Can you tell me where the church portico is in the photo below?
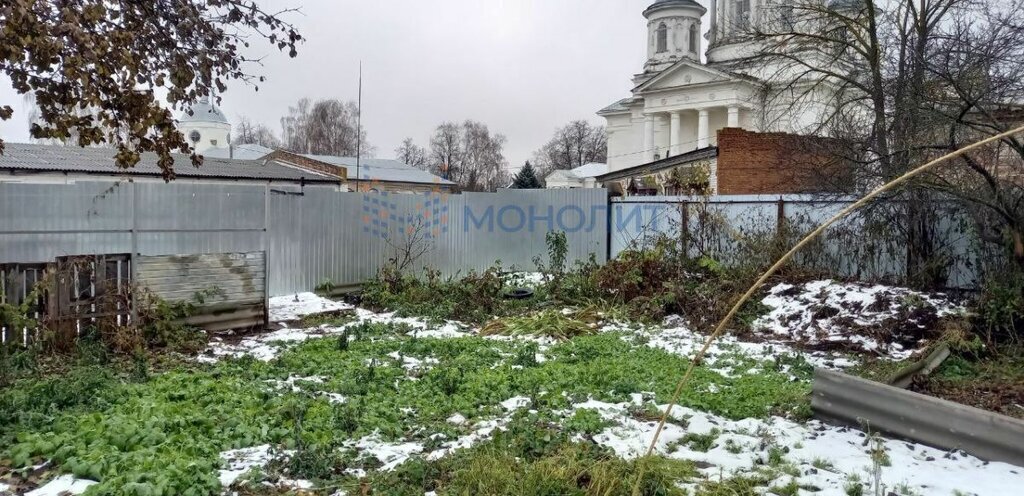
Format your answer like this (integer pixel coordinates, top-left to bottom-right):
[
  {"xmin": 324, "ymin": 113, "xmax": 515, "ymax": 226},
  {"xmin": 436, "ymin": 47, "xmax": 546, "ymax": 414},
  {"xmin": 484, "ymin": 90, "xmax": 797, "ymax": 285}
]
[{"xmin": 638, "ymin": 101, "xmax": 754, "ymax": 163}]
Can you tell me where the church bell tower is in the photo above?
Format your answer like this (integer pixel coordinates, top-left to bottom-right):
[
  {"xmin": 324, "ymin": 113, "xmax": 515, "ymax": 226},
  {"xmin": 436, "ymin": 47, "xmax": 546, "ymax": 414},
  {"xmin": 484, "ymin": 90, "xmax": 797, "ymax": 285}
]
[{"xmin": 642, "ymin": 0, "xmax": 708, "ymax": 74}]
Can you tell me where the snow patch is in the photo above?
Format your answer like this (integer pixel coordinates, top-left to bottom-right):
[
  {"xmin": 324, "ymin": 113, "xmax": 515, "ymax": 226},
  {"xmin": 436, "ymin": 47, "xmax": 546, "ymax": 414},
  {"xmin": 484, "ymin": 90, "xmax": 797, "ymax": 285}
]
[
  {"xmin": 342, "ymin": 432, "xmax": 425, "ymax": 472},
  {"xmin": 269, "ymin": 292, "xmax": 352, "ymax": 322},
  {"xmin": 24, "ymin": 475, "xmax": 97, "ymax": 496},
  {"xmin": 219, "ymin": 445, "xmax": 276, "ymax": 487},
  {"xmin": 500, "ymin": 396, "xmax": 532, "ymax": 411},
  {"xmin": 503, "ymin": 272, "xmax": 549, "ymax": 288},
  {"xmin": 605, "ymin": 320, "xmax": 856, "ymax": 374},
  {"xmin": 754, "ymin": 280, "xmax": 962, "ymax": 359}
]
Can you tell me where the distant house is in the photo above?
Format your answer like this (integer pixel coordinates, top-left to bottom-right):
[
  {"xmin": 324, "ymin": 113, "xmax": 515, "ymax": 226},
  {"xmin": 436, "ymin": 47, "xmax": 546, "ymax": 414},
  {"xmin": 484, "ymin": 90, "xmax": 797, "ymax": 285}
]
[
  {"xmin": 0, "ymin": 142, "xmax": 342, "ymax": 188},
  {"xmin": 178, "ymin": 100, "xmax": 453, "ymax": 194},
  {"xmin": 544, "ymin": 163, "xmax": 608, "ymax": 189}
]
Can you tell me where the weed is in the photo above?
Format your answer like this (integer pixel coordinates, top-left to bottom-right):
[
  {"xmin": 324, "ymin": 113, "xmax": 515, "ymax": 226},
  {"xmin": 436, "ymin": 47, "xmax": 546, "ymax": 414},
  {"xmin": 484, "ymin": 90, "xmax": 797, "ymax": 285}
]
[
  {"xmin": 443, "ymin": 441, "xmax": 695, "ymax": 496},
  {"xmin": 315, "ymin": 279, "xmax": 336, "ymax": 295},
  {"xmin": 300, "ymin": 310, "xmax": 356, "ymax": 328},
  {"xmin": 724, "ymin": 438, "xmax": 743, "ymax": 454},
  {"xmin": 767, "ymin": 444, "xmax": 788, "ymax": 466},
  {"xmin": 480, "ymin": 309, "xmax": 596, "ymax": 340},
  {"xmin": 845, "ymin": 474, "xmax": 866, "ymax": 496},
  {"xmin": 682, "ymin": 429, "xmax": 720, "ymax": 452},
  {"xmin": 362, "ymin": 266, "xmax": 510, "ymax": 323},
  {"xmin": 770, "ymin": 479, "xmax": 801, "ymax": 496},
  {"xmin": 564, "ymin": 408, "xmax": 612, "ymax": 436},
  {"xmin": 811, "ymin": 457, "xmax": 835, "ymax": 471}
]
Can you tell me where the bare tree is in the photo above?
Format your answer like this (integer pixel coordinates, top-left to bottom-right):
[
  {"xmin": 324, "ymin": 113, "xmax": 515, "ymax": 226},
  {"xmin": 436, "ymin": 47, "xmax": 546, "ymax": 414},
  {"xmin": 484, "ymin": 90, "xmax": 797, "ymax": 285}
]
[
  {"xmin": 428, "ymin": 120, "xmax": 509, "ymax": 191},
  {"xmin": 279, "ymin": 98, "xmax": 373, "ymax": 157},
  {"xmin": 395, "ymin": 137, "xmax": 428, "ymax": 169},
  {"xmin": 734, "ymin": 0, "xmax": 1024, "ymax": 285},
  {"xmin": 531, "ymin": 120, "xmax": 608, "ymax": 176},
  {"xmin": 233, "ymin": 116, "xmax": 281, "ymax": 148}
]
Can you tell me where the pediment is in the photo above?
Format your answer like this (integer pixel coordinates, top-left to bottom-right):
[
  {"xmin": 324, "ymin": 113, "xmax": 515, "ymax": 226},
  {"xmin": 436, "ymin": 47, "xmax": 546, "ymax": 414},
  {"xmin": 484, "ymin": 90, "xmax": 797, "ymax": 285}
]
[{"xmin": 634, "ymin": 60, "xmax": 746, "ymax": 94}]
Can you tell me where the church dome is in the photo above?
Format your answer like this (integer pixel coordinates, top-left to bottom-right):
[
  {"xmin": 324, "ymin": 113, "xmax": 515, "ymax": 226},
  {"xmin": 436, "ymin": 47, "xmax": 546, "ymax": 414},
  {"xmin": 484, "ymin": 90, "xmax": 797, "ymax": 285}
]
[
  {"xmin": 179, "ymin": 98, "xmax": 228, "ymax": 125},
  {"xmin": 643, "ymin": 0, "xmax": 706, "ymax": 17}
]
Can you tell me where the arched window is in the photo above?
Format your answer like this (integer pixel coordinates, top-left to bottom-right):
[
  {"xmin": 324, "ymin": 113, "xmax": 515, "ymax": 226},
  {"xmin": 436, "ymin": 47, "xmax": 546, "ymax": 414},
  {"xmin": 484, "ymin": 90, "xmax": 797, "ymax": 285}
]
[
  {"xmin": 656, "ymin": 23, "xmax": 668, "ymax": 53},
  {"xmin": 689, "ymin": 24, "xmax": 699, "ymax": 53}
]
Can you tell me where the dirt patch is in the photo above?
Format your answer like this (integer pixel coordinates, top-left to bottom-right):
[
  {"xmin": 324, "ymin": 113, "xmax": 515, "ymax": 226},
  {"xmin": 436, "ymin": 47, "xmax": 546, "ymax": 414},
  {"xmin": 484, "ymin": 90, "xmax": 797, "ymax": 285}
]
[{"xmin": 912, "ymin": 379, "xmax": 1024, "ymax": 420}]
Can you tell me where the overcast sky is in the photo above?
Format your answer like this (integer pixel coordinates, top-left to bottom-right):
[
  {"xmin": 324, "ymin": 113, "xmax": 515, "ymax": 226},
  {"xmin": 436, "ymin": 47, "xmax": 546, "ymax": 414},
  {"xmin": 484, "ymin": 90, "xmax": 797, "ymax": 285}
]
[{"xmin": 0, "ymin": 0, "xmax": 696, "ymax": 171}]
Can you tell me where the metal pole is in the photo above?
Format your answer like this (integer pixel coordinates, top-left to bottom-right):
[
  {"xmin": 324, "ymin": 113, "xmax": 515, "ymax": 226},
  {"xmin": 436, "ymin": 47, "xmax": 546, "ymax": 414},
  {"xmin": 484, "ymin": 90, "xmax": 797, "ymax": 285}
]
[{"xmin": 355, "ymin": 61, "xmax": 362, "ymax": 192}]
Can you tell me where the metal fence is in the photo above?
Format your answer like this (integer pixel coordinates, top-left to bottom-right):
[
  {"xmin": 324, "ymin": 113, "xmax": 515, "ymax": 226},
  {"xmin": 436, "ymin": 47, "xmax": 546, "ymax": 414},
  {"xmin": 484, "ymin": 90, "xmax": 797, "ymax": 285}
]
[
  {"xmin": 610, "ymin": 194, "xmax": 980, "ymax": 288},
  {"xmin": 0, "ymin": 182, "xmax": 608, "ymax": 297}
]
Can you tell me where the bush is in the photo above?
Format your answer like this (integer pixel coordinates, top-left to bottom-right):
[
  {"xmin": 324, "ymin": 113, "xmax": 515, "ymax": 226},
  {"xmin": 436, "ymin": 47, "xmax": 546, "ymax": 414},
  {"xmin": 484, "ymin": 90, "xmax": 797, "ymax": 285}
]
[
  {"xmin": 362, "ymin": 265, "xmax": 542, "ymax": 323},
  {"xmin": 975, "ymin": 266, "xmax": 1024, "ymax": 344}
]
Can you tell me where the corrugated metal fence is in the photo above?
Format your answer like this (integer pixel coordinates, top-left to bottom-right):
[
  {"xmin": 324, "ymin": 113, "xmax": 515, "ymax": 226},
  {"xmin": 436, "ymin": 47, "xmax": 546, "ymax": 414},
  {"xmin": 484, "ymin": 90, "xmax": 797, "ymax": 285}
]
[
  {"xmin": 0, "ymin": 182, "xmax": 608, "ymax": 297},
  {"xmin": 610, "ymin": 195, "xmax": 979, "ymax": 288}
]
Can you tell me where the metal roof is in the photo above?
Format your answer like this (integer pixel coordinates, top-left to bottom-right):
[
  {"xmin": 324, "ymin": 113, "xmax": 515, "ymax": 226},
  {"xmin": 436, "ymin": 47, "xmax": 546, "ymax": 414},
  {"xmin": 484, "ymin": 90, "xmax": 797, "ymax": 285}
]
[
  {"xmin": 301, "ymin": 154, "xmax": 455, "ymax": 186},
  {"xmin": 595, "ymin": 146, "xmax": 718, "ymax": 182},
  {"xmin": 598, "ymin": 98, "xmax": 635, "ymax": 115},
  {"xmin": 644, "ymin": 0, "xmax": 706, "ymax": 17},
  {"xmin": 0, "ymin": 143, "xmax": 337, "ymax": 183},
  {"xmin": 177, "ymin": 101, "xmax": 229, "ymax": 125},
  {"xmin": 203, "ymin": 143, "xmax": 276, "ymax": 161}
]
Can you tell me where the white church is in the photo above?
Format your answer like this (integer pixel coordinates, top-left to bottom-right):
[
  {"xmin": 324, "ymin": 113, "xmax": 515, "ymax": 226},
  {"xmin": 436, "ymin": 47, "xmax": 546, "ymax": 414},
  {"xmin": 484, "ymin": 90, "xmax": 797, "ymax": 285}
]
[{"xmin": 594, "ymin": 0, "xmax": 847, "ymax": 195}]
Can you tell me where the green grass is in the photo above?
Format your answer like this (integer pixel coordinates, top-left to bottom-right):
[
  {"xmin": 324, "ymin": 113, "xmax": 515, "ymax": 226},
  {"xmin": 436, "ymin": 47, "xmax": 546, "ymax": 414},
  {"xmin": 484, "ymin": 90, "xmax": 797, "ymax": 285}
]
[{"xmin": 1, "ymin": 323, "xmax": 812, "ymax": 494}]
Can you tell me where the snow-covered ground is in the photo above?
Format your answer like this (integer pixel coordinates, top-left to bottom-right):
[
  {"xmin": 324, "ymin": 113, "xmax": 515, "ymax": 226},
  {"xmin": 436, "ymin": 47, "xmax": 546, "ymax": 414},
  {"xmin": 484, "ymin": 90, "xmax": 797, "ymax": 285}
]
[
  {"xmin": 268, "ymin": 292, "xmax": 353, "ymax": 322},
  {"xmin": 193, "ymin": 290, "xmax": 1021, "ymax": 495},
  {"xmin": 754, "ymin": 280, "xmax": 963, "ymax": 360},
  {"xmin": 576, "ymin": 395, "xmax": 1018, "ymax": 495}
]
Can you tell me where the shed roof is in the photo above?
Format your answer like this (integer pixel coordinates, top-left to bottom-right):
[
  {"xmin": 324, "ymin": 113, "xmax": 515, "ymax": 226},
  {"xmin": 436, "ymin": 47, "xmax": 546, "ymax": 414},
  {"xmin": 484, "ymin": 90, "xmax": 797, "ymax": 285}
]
[
  {"xmin": 301, "ymin": 154, "xmax": 455, "ymax": 186},
  {"xmin": 0, "ymin": 143, "xmax": 337, "ymax": 183}
]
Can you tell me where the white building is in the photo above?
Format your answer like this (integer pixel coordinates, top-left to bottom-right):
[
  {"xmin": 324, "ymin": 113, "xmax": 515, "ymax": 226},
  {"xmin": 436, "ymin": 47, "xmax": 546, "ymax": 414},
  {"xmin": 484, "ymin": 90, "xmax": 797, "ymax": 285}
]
[
  {"xmin": 177, "ymin": 96, "xmax": 232, "ymax": 155},
  {"xmin": 600, "ymin": 0, "xmax": 841, "ymax": 174},
  {"xmin": 545, "ymin": 163, "xmax": 608, "ymax": 189}
]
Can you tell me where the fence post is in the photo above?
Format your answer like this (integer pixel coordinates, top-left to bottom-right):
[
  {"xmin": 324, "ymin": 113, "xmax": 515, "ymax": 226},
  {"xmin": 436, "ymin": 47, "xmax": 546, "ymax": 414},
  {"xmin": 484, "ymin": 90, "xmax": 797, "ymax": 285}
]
[
  {"xmin": 129, "ymin": 181, "xmax": 138, "ymax": 324},
  {"xmin": 776, "ymin": 198, "xmax": 786, "ymax": 231},
  {"xmin": 680, "ymin": 200, "xmax": 690, "ymax": 257}
]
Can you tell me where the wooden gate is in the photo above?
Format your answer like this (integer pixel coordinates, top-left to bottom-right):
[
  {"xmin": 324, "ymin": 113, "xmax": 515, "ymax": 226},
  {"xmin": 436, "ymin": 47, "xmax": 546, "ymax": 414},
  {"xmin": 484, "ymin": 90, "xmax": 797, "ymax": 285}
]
[
  {"xmin": 0, "ymin": 263, "xmax": 49, "ymax": 346},
  {"xmin": 0, "ymin": 254, "xmax": 131, "ymax": 348}
]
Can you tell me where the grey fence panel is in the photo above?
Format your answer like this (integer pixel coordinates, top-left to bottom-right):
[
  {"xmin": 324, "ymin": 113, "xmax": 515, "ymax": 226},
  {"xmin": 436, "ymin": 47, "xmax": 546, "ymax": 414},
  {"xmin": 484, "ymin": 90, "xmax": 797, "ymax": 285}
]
[
  {"xmin": 611, "ymin": 195, "xmax": 981, "ymax": 288},
  {"xmin": 0, "ymin": 181, "xmax": 131, "ymax": 233},
  {"xmin": 813, "ymin": 369, "xmax": 1024, "ymax": 467},
  {"xmin": 137, "ymin": 251, "xmax": 267, "ymax": 332},
  {"xmin": 265, "ymin": 188, "xmax": 608, "ymax": 296},
  {"xmin": 0, "ymin": 181, "xmax": 132, "ymax": 263},
  {"xmin": 135, "ymin": 182, "xmax": 266, "ymax": 231},
  {"xmin": 2, "ymin": 181, "xmax": 608, "ymax": 297}
]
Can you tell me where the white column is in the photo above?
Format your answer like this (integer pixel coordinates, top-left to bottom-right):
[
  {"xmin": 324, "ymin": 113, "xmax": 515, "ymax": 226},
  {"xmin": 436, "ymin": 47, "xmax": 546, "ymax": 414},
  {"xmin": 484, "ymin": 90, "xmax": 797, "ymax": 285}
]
[
  {"xmin": 727, "ymin": 106, "xmax": 740, "ymax": 128},
  {"xmin": 643, "ymin": 115, "xmax": 655, "ymax": 163},
  {"xmin": 697, "ymin": 109, "xmax": 710, "ymax": 148},
  {"xmin": 669, "ymin": 112, "xmax": 681, "ymax": 157},
  {"xmin": 709, "ymin": 0, "xmax": 718, "ymax": 44}
]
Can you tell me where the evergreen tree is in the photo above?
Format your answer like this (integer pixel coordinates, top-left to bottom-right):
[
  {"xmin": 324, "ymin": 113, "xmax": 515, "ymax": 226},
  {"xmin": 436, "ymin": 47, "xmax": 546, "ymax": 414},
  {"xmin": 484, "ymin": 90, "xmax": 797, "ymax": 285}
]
[{"xmin": 511, "ymin": 161, "xmax": 543, "ymax": 189}]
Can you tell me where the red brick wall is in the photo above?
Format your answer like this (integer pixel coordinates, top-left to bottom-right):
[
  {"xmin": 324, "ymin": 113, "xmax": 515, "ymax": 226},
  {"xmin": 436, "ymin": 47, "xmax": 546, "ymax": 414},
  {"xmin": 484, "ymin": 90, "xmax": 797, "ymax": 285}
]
[{"xmin": 716, "ymin": 128, "xmax": 836, "ymax": 195}]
